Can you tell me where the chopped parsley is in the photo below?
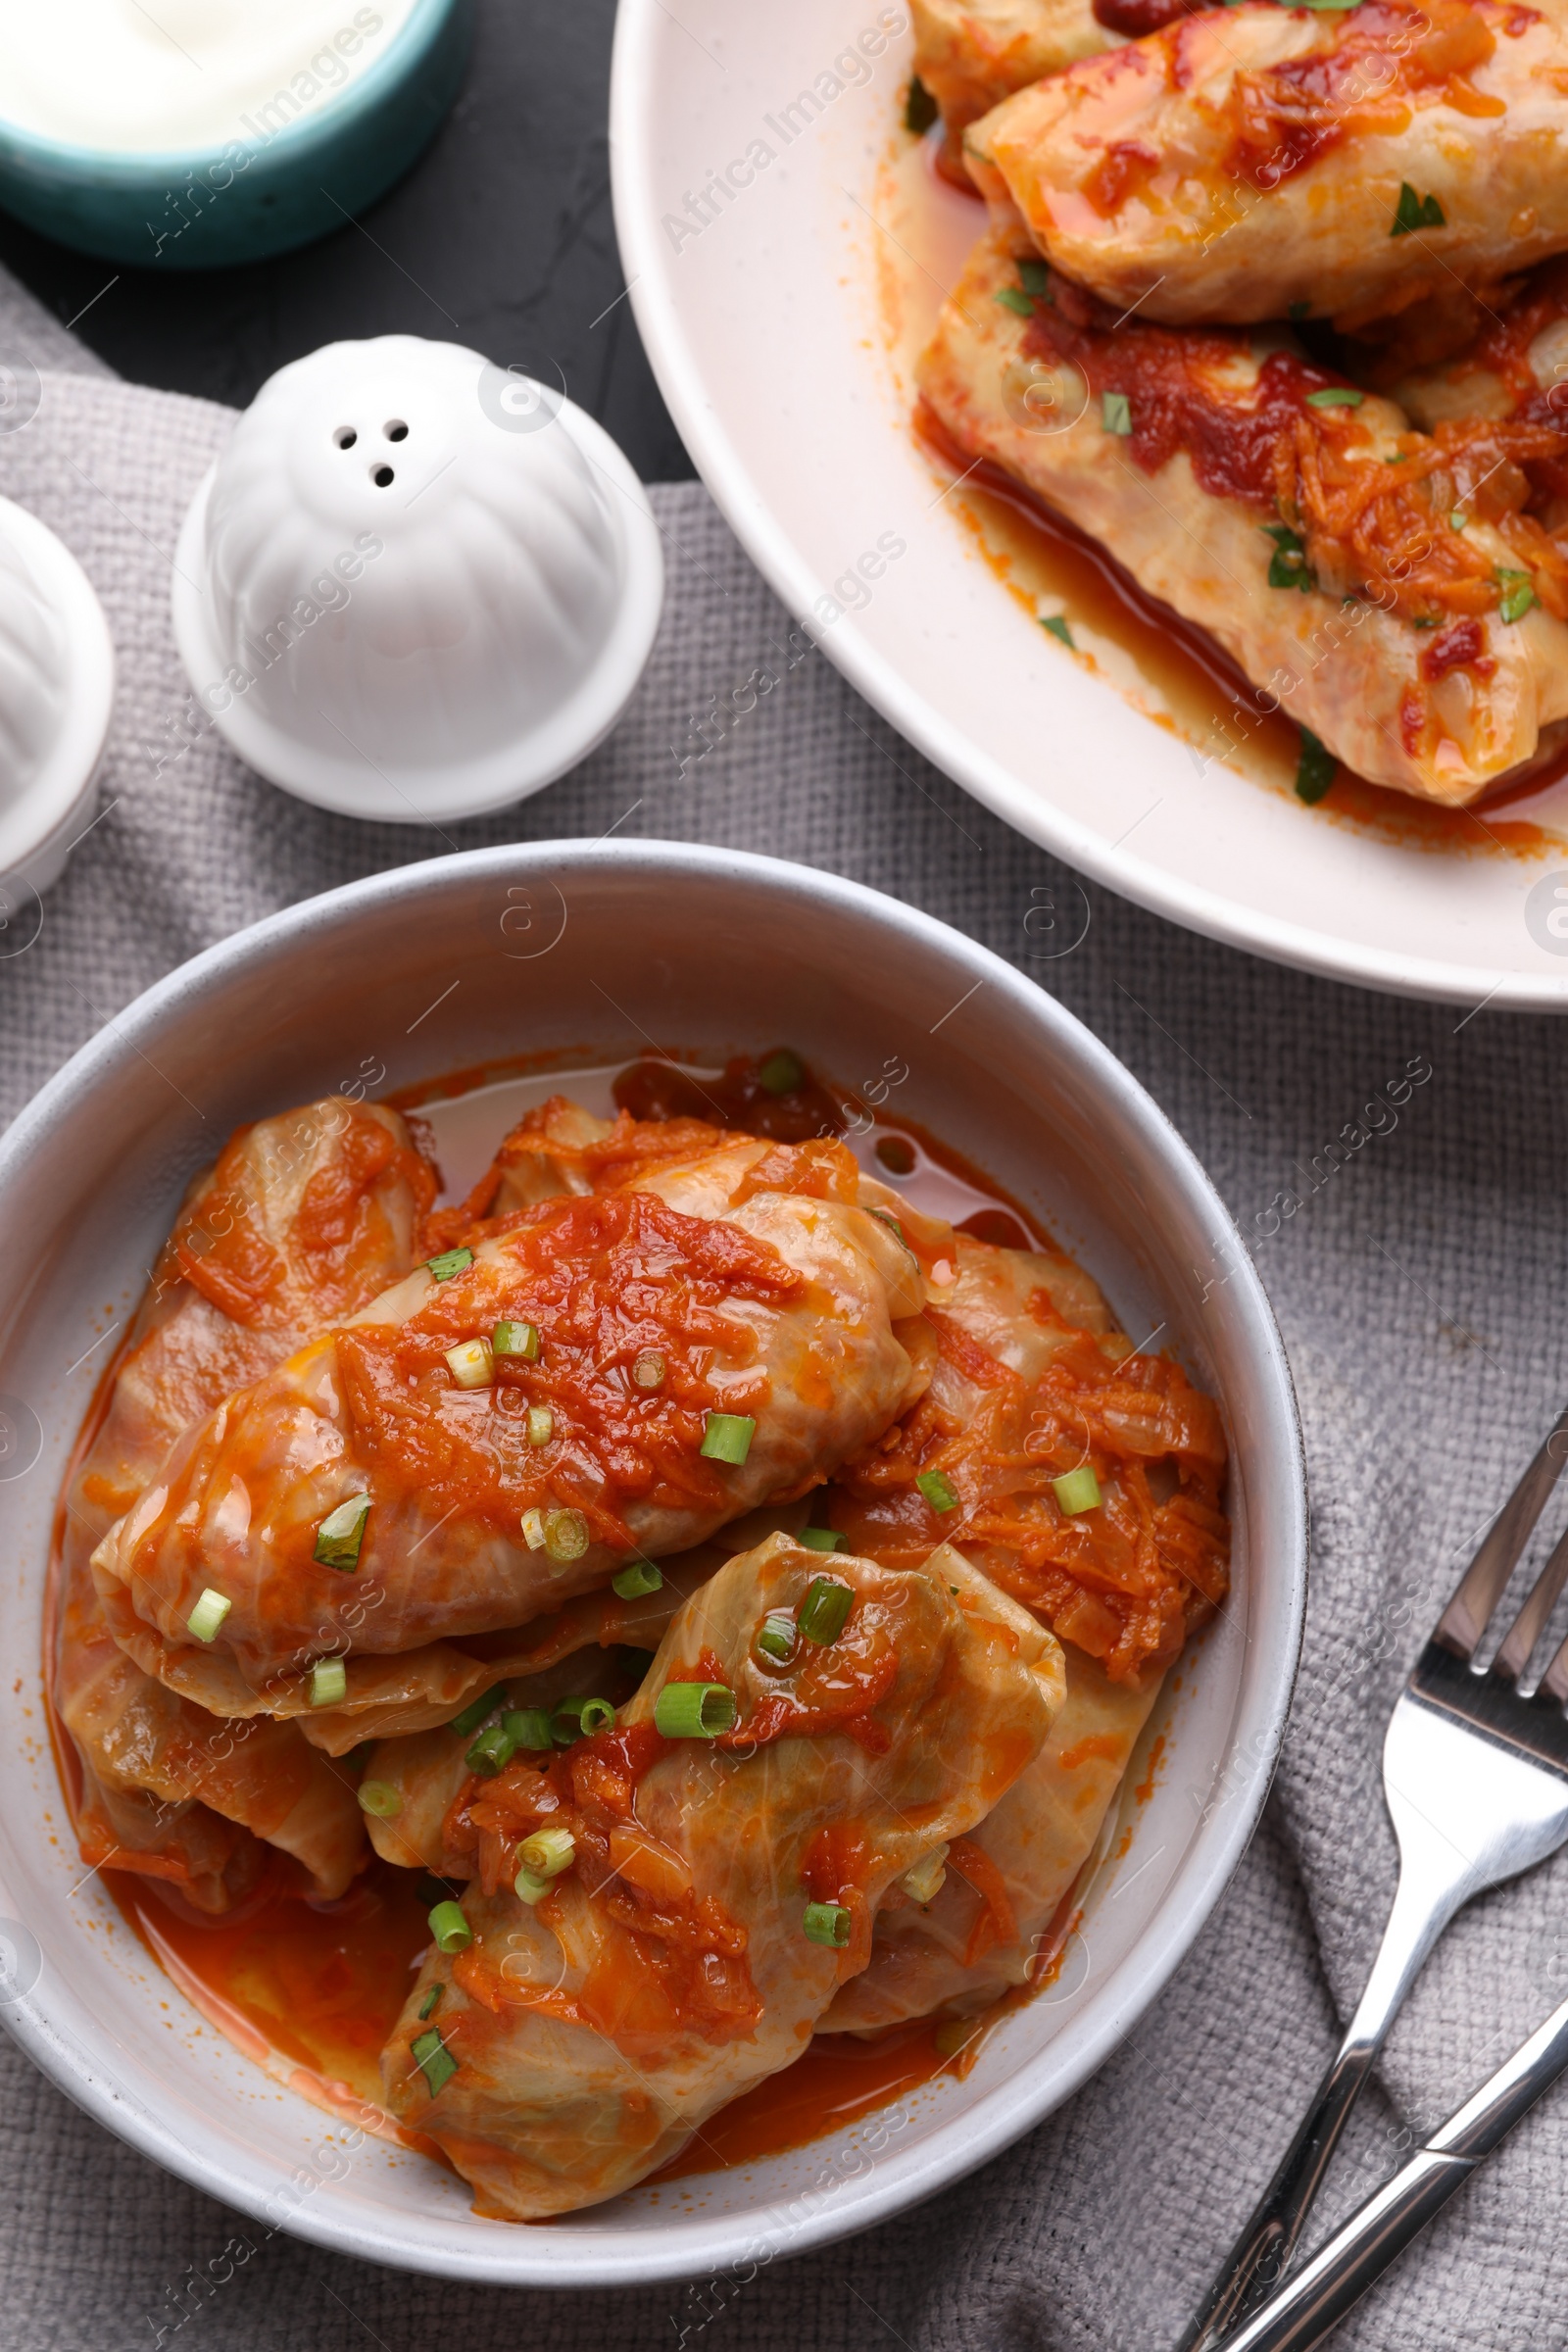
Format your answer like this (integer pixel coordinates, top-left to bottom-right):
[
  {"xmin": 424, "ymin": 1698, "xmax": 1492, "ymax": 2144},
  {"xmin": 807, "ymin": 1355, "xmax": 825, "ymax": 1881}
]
[
  {"xmin": 995, "ymin": 286, "xmax": 1034, "ymax": 318},
  {"xmin": 905, "ymin": 74, "xmax": 938, "ymax": 135},
  {"xmin": 1295, "ymin": 728, "xmax": 1338, "ymax": 805},
  {"xmin": 1040, "ymin": 613, "xmax": 1075, "ymax": 648},
  {"xmin": 1102, "ymin": 391, "xmax": 1133, "ymax": 436},
  {"xmin": 1262, "ymin": 521, "xmax": 1316, "ymax": 593},
  {"xmin": 1392, "ymin": 183, "xmax": 1446, "ymax": 237}
]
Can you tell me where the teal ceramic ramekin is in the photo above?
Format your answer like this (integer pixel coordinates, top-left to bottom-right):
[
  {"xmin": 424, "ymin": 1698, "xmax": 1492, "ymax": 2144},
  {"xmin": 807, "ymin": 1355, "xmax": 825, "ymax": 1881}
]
[{"xmin": 0, "ymin": 0, "xmax": 472, "ymax": 270}]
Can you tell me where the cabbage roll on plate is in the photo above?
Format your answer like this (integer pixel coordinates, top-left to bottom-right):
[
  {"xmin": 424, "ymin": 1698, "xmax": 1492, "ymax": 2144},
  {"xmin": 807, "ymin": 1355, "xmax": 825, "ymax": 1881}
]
[{"xmin": 918, "ymin": 230, "xmax": 1568, "ymax": 802}]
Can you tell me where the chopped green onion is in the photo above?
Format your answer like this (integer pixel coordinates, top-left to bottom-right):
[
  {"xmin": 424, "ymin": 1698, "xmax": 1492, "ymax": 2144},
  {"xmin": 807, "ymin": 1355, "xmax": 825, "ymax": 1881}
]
[
  {"xmin": 1296, "ymin": 726, "xmax": 1338, "ymax": 805},
  {"xmin": 905, "ymin": 73, "xmax": 938, "ymax": 134},
  {"xmin": 701, "ymin": 1412, "xmax": 756, "ymax": 1465},
  {"xmin": 544, "ymin": 1505, "xmax": 589, "ymax": 1563},
  {"xmin": 1261, "ymin": 521, "xmax": 1315, "ymax": 594},
  {"xmin": 1054, "ymin": 1464, "xmax": 1102, "ymax": 1515},
  {"xmin": 902, "ymin": 1842, "xmax": 951, "ymax": 1905},
  {"xmin": 417, "ymin": 1982, "xmax": 443, "ymax": 2021},
  {"xmin": 917, "ymin": 1468, "xmax": 960, "ymax": 1514},
  {"xmin": 1498, "ymin": 568, "xmax": 1537, "ymax": 623},
  {"xmin": 1304, "ymin": 387, "xmax": 1363, "ymax": 409},
  {"xmin": 1018, "ymin": 258, "xmax": 1050, "ymax": 298},
  {"xmin": 466, "ymin": 1721, "xmax": 517, "ymax": 1776},
  {"xmin": 759, "ymin": 1049, "xmax": 806, "ymax": 1096},
  {"xmin": 526, "ymin": 1405, "xmax": 554, "ymax": 1446},
  {"xmin": 428, "ymin": 1900, "xmax": 471, "ymax": 1954},
  {"xmin": 450, "ymin": 1682, "xmax": 507, "ymax": 1739},
  {"xmin": 632, "ymin": 1349, "xmax": 666, "ymax": 1391},
  {"xmin": 313, "ymin": 1493, "xmax": 371, "ymax": 1573},
  {"xmin": 799, "ymin": 1527, "xmax": 845, "ymax": 1552},
  {"xmin": 798, "ymin": 1576, "xmax": 854, "ymax": 1645},
  {"xmin": 503, "ymin": 1706, "xmax": 554, "ymax": 1750},
  {"xmin": 755, "ymin": 1610, "xmax": 797, "ymax": 1664},
  {"xmin": 492, "ymin": 1319, "xmax": 539, "ymax": 1360},
  {"xmin": 514, "ymin": 1863, "xmax": 551, "ymax": 1904},
  {"xmin": 425, "ymin": 1247, "xmax": 473, "ymax": 1282},
  {"xmin": 802, "ymin": 1901, "xmax": 853, "ymax": 1948},
  {"xmin": 185, "ymin": 1587, "xmax": 231, "ymax": 1643},
  {"xmin": 357, "ymin": 1779, "xmax": 402, "ymax": 1818},
  {"xmin": 517, "ymin": 1826, "xmax": 577, "ymax": 1880},
  {"xmin": 520, "ymin": 1506, "xmax": 546, "ymax": 1550},
  {"xmin": 1102, "ymin": 391, "xmax": 1132, "ymax": 435},
  {"xmin": 995, "ymin": 286, "xmax": 1034, "ymax": 318},
  {"xmin": 612, "ymin": 1559, "xmax": 664, "ymax": 1599},
  {"xmin": 411, "ymin": 2026, "xmax": 457, "ymax": 2095},
  {"xmin": 1449, "ymin": 510, "xmax": 1468, "ymax": 531},
  {"xmin": 654, "ymin": 1680, "xmax": 738, "ymax": 1738},
  {"xmin": 445, "ymin": 1337, "xmax": 494, "ymax": 1390},
  {"xmin": 310, "ymin": 1657, "xmax": 347, "ymax": 1707},
  {"xmin": 555, "ymin": 1693, "xmax": 611, "ymax": 1749},
  {"xmin": 1392, "ymin": 182, "xmax": 1445, "ymax": 237},
  {"xmin": 1040, "ymin": 614, "xmax": 1074, "ymax": 648}
]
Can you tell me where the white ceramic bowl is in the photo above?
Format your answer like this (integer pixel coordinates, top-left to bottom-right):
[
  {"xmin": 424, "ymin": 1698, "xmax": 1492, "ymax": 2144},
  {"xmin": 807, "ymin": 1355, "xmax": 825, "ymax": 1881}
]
[
  {"xmin": 0, "ymin": 842, "xmax": 1304, "ymax": 2283},
  {"xmin": 0, "ymin": 494, "xmax": 115, "ymax": 893}
]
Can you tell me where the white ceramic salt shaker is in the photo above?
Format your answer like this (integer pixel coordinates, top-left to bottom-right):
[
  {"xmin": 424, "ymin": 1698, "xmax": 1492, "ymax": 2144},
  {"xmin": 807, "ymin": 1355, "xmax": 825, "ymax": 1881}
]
[
  {"xmin": 171, "ymin": 335, "xmax": 664, "ymax": 821},
  {"xmin": 0, "ymin": 495, "xmax": 116, "ymax": 891}
]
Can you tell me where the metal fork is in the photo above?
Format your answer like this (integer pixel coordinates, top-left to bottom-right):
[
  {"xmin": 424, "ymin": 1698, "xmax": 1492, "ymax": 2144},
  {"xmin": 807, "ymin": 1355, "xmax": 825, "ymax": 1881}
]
[{"xmin": 1180, "ymin": 1403, "xmax": 1568, "ymax": 2352}]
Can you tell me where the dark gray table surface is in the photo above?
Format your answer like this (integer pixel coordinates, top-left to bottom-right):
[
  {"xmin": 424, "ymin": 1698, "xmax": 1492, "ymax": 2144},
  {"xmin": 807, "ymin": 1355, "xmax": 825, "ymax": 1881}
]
[{"xmin": 0, "ymin": 0, "xmax": 694, "ymax": 480}]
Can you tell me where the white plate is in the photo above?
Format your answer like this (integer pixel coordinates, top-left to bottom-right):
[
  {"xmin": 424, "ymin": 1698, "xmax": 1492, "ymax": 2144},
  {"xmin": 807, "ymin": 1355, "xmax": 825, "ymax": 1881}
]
[{"xmin": 611, "ymin": 0, "xmax": 1568, "ymax": 1008}]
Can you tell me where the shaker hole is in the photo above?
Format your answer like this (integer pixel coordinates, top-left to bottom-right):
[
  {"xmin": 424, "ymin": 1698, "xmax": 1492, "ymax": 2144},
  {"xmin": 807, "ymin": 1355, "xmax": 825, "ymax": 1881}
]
[
  {"xmin": 372, "ymin": 464, "xmax": 395, "ymax": 487},
  {"xmin": 334, "ymin": 426, "xmax": 358, "ymax": 449},
  {"xmin": 384, "ymin": 418, "xmax": 409, "ymax": 442}
]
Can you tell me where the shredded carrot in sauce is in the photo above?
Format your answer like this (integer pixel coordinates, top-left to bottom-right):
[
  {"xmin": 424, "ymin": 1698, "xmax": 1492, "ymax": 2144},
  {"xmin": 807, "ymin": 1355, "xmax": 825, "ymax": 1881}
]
[{"xmin": 334, "ymin": 1190, "xmax": 801, "ymax": 1546}]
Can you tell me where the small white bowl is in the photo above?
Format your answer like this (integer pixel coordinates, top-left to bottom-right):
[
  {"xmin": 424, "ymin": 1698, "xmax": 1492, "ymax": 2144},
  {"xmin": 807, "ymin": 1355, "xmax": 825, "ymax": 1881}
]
[
  {"xmin": 172, "ymin": 336, "xmax": 663, "ymax": 822},
  {"xmin": 0, "ymin": 495, "xmax": 115, "ymax": 892},
  {"xmin": 0, "ymin": 843, "xmax": 1304, "ymax": 2284}
]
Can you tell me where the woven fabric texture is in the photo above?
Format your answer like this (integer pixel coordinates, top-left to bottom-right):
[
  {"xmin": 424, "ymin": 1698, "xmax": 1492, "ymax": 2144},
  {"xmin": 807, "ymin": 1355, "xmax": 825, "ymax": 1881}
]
[{"xmin": 1, "ymin": 301, "xmax": 1566, "ymax": 2352}]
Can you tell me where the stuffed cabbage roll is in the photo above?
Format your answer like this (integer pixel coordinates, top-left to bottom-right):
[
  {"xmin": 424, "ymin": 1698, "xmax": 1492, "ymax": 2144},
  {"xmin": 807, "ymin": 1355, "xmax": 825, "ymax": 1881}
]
[
  {"xmin": 819, "ymin": 1226, "xmax": 1224, "ymax": 2026},
  {"xmin": 57, "ymin": 1097, "xmax": 434, "ymax": 1907},
  {"xmin": 94, "ymin": 1132, "xmax": 925, "ymax": 1700},
  {"xmin": 825, "ymin": 1647, "xmax": 1158, "ymax": 2029},
  {"xmin": 919, "ymin": 230, "xmax": 1568, "ymax": 803},
  {"xmin": 379, "ymin": 1531, "xmax": 1065, "ymax": 2216},
  {"xmin": 912, "ymin": 0, "xmax": 1119, "ymax": 149},
  {"xmin": 966, "ymin": 0, "xmax": 1568, "ymax": 330}
]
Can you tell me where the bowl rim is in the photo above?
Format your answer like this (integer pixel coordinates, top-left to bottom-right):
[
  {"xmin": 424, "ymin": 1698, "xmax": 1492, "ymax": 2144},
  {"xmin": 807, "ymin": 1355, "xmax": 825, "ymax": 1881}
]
[
  {"xmin": 0, "ymin": 839, "xmax": 1307, "ymax": 2283},
  {"xmin": 0, "ymin": 0, "xmax": 460, "ymax": 174}
]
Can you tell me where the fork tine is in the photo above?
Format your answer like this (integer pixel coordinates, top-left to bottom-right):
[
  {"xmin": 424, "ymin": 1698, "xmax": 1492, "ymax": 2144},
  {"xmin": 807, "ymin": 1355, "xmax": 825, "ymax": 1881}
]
[
  {"xmin": 1435, "ymin": 1402, "xmax": 1568, "ymax": 1661},
  {"xmin": 1492, "ymin": 1521, "xmax": 1568, "ymax": 1685},
  {"xmin": 1537, "ymin": 1630, "xmax": 1568, "ymax": 1709}
]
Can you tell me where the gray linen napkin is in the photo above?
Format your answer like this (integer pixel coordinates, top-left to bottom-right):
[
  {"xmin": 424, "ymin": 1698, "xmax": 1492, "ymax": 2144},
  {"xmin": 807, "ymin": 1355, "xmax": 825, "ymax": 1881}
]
[{"xmin": 2, "ymin": 288, "xmax": 1566, "ymax": 2352}]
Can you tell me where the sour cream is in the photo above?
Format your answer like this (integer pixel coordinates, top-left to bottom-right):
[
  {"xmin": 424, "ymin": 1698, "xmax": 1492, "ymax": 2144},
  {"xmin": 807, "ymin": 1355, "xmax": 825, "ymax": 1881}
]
[{"xmin": 0, "ymin": 1, "xmax": 419, "ymax": 154}]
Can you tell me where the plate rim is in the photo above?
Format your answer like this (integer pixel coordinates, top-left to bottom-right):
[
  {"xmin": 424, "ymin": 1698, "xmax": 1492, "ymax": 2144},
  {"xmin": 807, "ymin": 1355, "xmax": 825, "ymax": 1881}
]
[{"xmin": 609, "ymin": 0, "xmax": 1568, "ymax": 1013}]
